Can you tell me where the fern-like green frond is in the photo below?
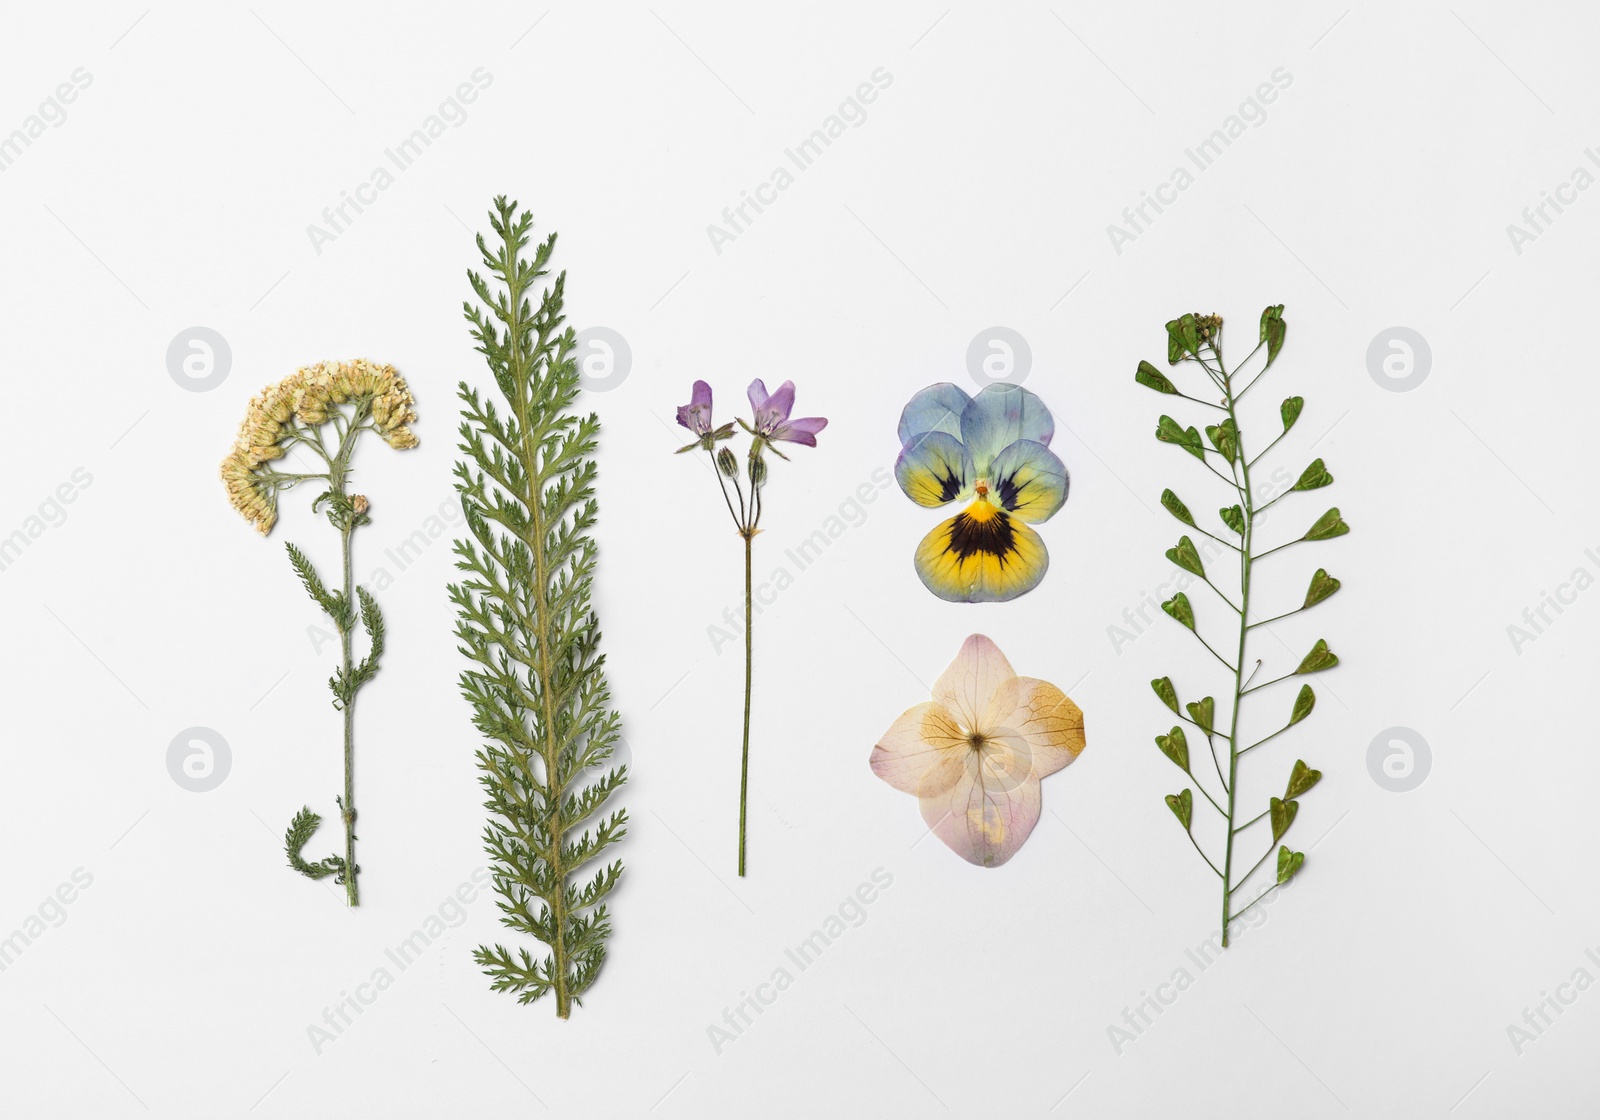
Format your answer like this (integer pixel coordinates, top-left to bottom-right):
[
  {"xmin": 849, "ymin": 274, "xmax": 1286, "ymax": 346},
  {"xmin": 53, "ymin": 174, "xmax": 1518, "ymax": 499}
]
[{"xmin": 450, "ymin": 196, "xmax": 628, "ymax": 1020}]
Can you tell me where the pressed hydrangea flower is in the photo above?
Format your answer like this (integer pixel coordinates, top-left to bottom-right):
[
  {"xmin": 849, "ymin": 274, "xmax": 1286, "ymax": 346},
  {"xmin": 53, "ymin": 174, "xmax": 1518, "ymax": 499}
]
[
  {"xmin": 894, "ymin": 383, "xmax": 1068, "ymax": 602},
  {"xmin": 870, "ymin": 634, "xmax": 1086, "ymax": 867}
]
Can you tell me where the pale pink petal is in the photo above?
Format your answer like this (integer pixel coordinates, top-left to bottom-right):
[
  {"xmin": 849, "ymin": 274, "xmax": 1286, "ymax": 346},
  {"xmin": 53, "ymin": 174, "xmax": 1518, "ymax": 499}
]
[
  {"xmin": 981, "ymin": 676, "xmax": 1087, "ymax": 780},
  {"xmin": 932, "ymin": 634, "xmax": 1016, "ymax": 733},
  {"xmin": 918, "ymin": 751, "xmax": 1042, "ymax": 868},
  {"xmin": 869, "ymin": 702, "xmax": 967, "ymax": 798}
]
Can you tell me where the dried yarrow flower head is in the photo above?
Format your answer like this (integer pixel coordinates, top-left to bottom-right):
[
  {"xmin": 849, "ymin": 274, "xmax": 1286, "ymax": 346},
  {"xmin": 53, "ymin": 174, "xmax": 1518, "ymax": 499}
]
[
  {"xmin": 219, "ymin": 358, "xmax": 418, "ymax": 906},
  {"xmin": 221, "ymin": 359, "xmax": 418, "ymax": 535}
]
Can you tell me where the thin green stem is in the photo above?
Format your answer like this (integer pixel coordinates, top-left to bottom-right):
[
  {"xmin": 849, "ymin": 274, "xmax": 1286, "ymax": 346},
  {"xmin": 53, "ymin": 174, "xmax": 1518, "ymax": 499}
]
[
  {"xmin": 1189, "ymin": 629, "xmax": 1237, "ymax": 673},
  {"xmin": 1218, "ymin": 340, "xmax": 1256, "ymax": 948},
  {"xmin": 315, "ymin": 416, "xmax": 366, "ymax": 910},
  {"xmin": 1257, "ymin": 489, "xmax": 1293, "ymax": 515},
  {"xmin": 1200, "ymin": 458, "xmax": 1238, "ymax": 487},
  {"xmin": 1242, "ymin": 670, "xmax": 1296, "ymax": 695},
  {"xmin": 1188, "ymin": 772, "xmax": 1227, "ymax": 817},
  {"xmin": 1174, "ymin": 712, "xmax": 1231, "ymax": 741},
  {"xmin": 706, "ymin": 448, "xmax": 743, "ymax": 529},
  {"xmin": 339, "ymin": 515, "xmax": 358, "ymax": 908},
  {"xmin": 1200, "ymin": 576, "xmax": 1242, "ymax": 614},
  {"xmin": 1234, "ymin": 808, "xmax": 1269, "ymax": 833},
  {"xmin": 1231, "ymin": 844, "xmax": 1276, "ymax": 894},
  {"xmin": 1248, "ymin": 428, "xmax": 1288, "ymax": 468},
  {"xmin": 1230, "ymin": 881, "xmax": 1284, "ymax": 923},
  {"xmin": 1254, "ymin": 539, "xmax": 1302, "ymax": 561},
  {"xmin": 1241, "ymin": 722, "xmax": 1293, "ymax": 755},
  {"xmin": 1190, "ymin": 525, "xmax": 1242, "ymax": 552},
  {"xmin": 1206, "ymin": 734, "xmax": 1230, "ymax": 795},
  {"xmin": 1248, "ymin": 606, "xmax": 1308, "ymax": 630},
  {"xmin": 1187, "ymin": 830, "xmax": 1223, "ymax": 878},
  {"xmin": 738, "ymin": 530, "xmax": 753, "ymax": 877}
]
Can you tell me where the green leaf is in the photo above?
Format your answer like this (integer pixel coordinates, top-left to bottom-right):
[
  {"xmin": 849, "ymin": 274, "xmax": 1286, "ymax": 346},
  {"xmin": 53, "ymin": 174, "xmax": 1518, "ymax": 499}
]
[
  {"xmin": 284, "ymin": 807, "xmax": 343, "ymax": 881},
  {"xmin": 1165, "ymin": 535, "xmax": 1205, "ymax": 578},
  {"xmin": 1166, "ymin": 315, "xmax": 1201, "ymax": 364},
  {"xmin": 1204, "ymin": 418, "xmax": 1238, "ymax": 464},
  {"xmin": 1276, "ymin": 845, "xmax": 1305, "ymax": 884},
  {"xmin": 453, "ymin": 197, "xmax": 629, "ymax": 1014},
  {"xmin": 286, "ymin": 542, "xmax": 350, "ymax": 630},
  {"xmin": 1302, "ymin": 507, "xmax": 1350, "ymax": 541},
  {"xmin": 1219, "ymin": 505, "xmax": 1245, "ymax": 535},
  {"xmin": 1269, "ymin": 796, "xmax": 1299, "ymax": 841},
  {"xmin": 1151, "ymin": 676, "xmax": 1180, "ymax": 713},
  {"xmin": 1285, "ymin": 759, "xmax": 1322, "ymax": 799},
  {"xmin": 1260, "ymin": 304, "xmax": 1286, "ymax": 367},
  {"xmin": 1166, "ymin": 788, "xmax": 1194, "ymax": 830},
  {"xmin": 1136, "ymin": 360, "xmax": 1180, "ymax": 394},
  {"xmin": 1296, "ymin": 639, "xmax": 1339, "ymax": 674},
  {"xmin": 1185, "ymin": 696, "xmax": 1215, "ymax": 736},
  {"xmin": 1162, "ymin": 592, "xmax": 1195, "ymax": 631},
  {"xmin": 1156, "ymin": 727, "xmax": 1190, "ymax": 771},
  {"xmin": 1280, "ymin": 396, "xmax": 1304, "ymax": 432},
  {"xmin": 1302, "ymin": 568, "xmax": 1341, "ymax": 609},
  {"xmin": 1293, "ymin": 458, "xmax": 1334, "ymax": 491},
  {"xmin": 1160, "ymin": 489, "xmax": 1195, "ymax": 526},
  {"xmin": 1156, "ymin": 414, "xmax": 1205, "ymax": 460},
  {"xmin": 1289, "ymin": 683, "xmax": 1315, "ymax": 725},
  {"xmin": 348, "ymin": 586, "xmax": 386, "ymax": 696}
]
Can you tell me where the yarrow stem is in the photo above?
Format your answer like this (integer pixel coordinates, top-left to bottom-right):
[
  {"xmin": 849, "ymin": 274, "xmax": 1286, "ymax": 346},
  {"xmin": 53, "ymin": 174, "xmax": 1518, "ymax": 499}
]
[{"xmin": 221, "ymin": 359, "xmax": 416, "ymax": 906}]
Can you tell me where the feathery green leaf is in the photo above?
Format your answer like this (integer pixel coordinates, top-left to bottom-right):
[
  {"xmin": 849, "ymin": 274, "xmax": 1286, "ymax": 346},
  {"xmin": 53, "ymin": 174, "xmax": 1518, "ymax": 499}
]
[{"xmin": 451, "ymin": 197, "xmax": 628, "ymax": 1019}]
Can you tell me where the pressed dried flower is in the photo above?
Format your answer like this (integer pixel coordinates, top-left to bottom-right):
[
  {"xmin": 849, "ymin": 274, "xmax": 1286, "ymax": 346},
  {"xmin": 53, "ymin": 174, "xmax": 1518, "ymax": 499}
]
[{"xmin": 220, "ymin": 358, "xmax": 418, "ymax": 906}]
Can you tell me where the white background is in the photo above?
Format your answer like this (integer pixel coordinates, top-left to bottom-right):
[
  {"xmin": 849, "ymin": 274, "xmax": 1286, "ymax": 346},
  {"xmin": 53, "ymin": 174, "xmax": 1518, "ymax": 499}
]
[{"xmin": 1, "ymin": 2, "xmax": 1595, "ymax": 1117}]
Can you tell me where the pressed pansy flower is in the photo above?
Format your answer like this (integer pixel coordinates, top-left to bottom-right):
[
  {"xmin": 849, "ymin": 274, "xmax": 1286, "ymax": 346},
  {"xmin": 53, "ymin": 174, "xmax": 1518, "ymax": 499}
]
[
  {"xmin": 870, "ymin": 634, "xmax": 1086, "ymax": 867},
  {"xmin": 894, "ymin": 383, "xmax": 1068, "ymax": 602}
]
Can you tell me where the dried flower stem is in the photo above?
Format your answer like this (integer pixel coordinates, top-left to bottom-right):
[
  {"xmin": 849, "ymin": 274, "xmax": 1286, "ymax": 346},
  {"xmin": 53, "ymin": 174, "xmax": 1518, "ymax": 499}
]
[{"xmin": 222, "ymin": 359, "xmax": 416, "ymax": 906}]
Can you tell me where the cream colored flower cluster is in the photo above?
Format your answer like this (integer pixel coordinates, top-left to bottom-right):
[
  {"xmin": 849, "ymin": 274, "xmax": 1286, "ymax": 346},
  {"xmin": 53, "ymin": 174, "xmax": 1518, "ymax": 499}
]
[{"xmin": 221, "ymin": 359, "xmax": 419, "ymax": 534}]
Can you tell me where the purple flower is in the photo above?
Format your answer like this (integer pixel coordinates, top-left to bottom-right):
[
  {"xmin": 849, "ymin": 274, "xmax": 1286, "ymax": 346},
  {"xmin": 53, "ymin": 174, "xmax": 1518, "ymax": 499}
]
[
  {"xmin": 677, "ymin": 379, "xmax": 714, "ymax": 436},
  {"xmin": 747, "ymin": 379, "xmax": 828, "ymax": 447}
]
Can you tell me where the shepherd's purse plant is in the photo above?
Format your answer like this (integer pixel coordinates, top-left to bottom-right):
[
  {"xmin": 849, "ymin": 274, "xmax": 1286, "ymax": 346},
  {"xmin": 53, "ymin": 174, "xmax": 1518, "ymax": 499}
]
[
  {"xmin": 450, "ymin": 197, "xmax": 627, "ymax": 1018},
  {"xmin": 221, "ymin": 359, "xmax": 419, "ymax": 906},
  {"xmin": 1137, "ymin": 305, "xmax": 1347, "ymax": 946}
]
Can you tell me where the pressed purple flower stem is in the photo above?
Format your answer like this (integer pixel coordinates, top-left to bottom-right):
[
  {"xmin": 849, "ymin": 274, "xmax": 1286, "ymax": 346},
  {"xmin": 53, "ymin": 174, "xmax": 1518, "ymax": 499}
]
[
  {"xmin": 739, "ymin": 528, "xmax": 753, "ymax": 877},
  {"xmin": 678, "ymin": 379, "xmax": 825, "ymax": 877}
]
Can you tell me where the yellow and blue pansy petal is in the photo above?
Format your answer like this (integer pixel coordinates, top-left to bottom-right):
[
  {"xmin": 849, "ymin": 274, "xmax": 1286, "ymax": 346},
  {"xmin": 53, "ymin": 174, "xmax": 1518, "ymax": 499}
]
[
  {"xmin": 896, "ymin": 383, "xmax": 971, "ymax": 445},
  {"xmin": 959, "ymin": 384, "xmax": 1055, "ymax": 474},
  {"xmin": 914, "ymin": 500, "xmax": 1049, "ymax": 603},
  {"xmin": 895, "ymin": 430, "xmax": 975, "ymax": 508},
  {"xmin": 988, "ymin": 439, "xmax": 1069, "ymax": 524}
]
